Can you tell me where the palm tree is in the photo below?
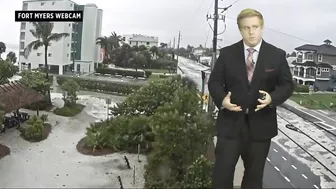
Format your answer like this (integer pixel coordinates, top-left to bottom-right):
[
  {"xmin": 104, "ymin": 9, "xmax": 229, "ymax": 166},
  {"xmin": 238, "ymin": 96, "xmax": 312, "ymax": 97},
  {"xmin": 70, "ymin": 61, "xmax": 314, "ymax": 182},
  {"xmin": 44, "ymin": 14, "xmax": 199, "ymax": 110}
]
[
  {"xmin": 24, "ymin": 22, "xmax": 69, "ymax": 104},
  {"xmin": 6, "ymin": 52, "xmax": 17, "ymax": 63},
  {"xmin": 0, "ymin": 42, "xmax": 6, "ymax": 58},
  {"xmin": 96, "ymin": 36, "xmax": 110, "ymax": 64}
]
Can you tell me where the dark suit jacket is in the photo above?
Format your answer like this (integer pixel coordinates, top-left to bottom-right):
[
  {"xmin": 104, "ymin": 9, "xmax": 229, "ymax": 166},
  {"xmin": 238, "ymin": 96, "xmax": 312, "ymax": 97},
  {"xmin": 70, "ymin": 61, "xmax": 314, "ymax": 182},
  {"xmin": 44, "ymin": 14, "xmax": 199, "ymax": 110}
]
[{"xmin": 208, "ymin": 39, "xmax": 294, "ymax": 140}]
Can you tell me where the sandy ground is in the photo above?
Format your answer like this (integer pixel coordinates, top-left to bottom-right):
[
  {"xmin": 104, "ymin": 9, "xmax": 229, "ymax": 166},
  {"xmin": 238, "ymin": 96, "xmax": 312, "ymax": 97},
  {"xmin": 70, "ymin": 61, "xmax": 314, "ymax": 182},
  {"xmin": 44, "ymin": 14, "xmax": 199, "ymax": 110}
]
[{"xmin": 0, "ymin": 93, "xmax": 146, "ymax": 188}]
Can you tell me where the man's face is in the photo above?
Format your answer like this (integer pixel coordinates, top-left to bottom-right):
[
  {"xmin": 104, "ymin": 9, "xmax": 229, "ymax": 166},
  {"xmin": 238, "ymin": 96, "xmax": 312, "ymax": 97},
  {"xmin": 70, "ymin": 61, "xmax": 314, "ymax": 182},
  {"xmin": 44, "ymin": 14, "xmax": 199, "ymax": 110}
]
[{"xmin": 239, "ymin": 16, "xmax": 263, "ymax": 47}]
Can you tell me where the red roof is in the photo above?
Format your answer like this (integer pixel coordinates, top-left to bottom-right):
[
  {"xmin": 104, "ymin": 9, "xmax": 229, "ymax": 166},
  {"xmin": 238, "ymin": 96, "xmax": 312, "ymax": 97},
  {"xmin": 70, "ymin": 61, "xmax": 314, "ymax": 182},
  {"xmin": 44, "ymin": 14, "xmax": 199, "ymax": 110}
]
[{"xmin": 0, "ymin": 81, "xmax": 44, "ymax": 113}]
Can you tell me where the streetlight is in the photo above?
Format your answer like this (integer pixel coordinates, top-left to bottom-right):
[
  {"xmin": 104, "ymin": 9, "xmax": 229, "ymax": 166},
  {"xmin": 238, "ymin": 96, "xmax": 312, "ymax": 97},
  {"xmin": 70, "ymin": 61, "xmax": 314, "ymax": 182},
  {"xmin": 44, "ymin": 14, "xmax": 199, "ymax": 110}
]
[{"xmin": 106, "ymin": 98, "xmax": 111, "ymax": 119}]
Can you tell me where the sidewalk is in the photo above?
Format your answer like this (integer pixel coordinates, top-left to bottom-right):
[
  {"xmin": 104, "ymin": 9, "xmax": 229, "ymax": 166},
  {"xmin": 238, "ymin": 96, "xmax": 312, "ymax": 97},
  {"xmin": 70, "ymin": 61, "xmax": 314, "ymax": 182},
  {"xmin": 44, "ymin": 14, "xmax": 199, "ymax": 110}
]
[{"xmin": 234, "ymin": 157, "xmax": 244, "ymax": 188}]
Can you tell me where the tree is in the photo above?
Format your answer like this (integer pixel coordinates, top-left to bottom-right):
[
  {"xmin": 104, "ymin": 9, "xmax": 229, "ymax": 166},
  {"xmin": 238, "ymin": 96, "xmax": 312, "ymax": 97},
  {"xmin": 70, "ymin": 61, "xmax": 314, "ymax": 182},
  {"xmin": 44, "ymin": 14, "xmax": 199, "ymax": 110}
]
[
  {"xmin": 150, "ymin": 46, "xmax": 158, "ymax": 59},
  {"xmin": 129, "ymin": 52, "xmax": 147, "ymax": 72},
  {"xmin": 6, "ymin": 52, "xmax": 17, "ymax": 63},
  {"xmin": 0, "ymin": 42, "xmax": 6, "ymax": 58},
  {"xmin": 61, "ymin": 78, "xmax": 80, "ymax": 106},
  {"xmin": 96, "ymin": 36, "xmax": 110, "ymax": 64},
  {"xmin": 19, "ymin": 69, "xmax": 50, "ymax": 115},
  {"xmin": 0, "ymin": 59, "xmax": 16, "ymax": 84},
  {"xmin": 23, "ymin": 22, "xmax": 69, "ymax": 105}
]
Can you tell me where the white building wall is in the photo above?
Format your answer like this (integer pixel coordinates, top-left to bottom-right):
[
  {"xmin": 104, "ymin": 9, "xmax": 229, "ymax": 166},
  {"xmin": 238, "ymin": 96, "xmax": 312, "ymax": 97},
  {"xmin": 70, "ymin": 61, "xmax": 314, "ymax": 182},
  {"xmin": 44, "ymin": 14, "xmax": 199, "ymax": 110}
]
[
  {"xmin": 80, "ymin": 4, "xmax": 97, "ymax": 62},
  {"xmin": 19, "ymin": 0, "xmax": 103, "ymax": 75},
  {"xmin": 94, "ymin": 9, "xmax": 103, "ymax": 63},
  {"xmin": 18, "ymin": 0, "xmax": 75, "ymax": 74},
  {"xmin": 129, "ymin": 41, "xmax": 158, "ymax": 48}
]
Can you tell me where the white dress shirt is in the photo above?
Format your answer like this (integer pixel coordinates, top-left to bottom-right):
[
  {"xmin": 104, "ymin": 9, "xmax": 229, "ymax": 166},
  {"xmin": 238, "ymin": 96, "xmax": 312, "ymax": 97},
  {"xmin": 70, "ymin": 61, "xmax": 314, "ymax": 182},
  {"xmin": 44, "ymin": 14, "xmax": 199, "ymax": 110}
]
[{"xmin": 243, "ymin": 39, "xmax": 262, "ymax": 65}]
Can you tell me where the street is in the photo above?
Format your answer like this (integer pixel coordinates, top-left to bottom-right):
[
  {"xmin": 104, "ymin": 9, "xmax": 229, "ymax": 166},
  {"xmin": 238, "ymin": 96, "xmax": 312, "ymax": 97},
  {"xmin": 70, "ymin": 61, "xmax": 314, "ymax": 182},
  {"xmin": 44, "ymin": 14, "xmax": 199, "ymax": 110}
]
[{"xmin": 177, "ymin": 56, "xmax": 336, "ymax": 188}]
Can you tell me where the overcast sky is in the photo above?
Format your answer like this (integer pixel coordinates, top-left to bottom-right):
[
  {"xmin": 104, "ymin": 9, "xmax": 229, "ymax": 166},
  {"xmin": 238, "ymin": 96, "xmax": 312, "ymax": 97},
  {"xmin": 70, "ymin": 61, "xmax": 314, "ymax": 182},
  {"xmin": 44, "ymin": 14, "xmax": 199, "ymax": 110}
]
[{"xmin": 1, "ymin": 0, "xmax": 335, "ymax": 57}]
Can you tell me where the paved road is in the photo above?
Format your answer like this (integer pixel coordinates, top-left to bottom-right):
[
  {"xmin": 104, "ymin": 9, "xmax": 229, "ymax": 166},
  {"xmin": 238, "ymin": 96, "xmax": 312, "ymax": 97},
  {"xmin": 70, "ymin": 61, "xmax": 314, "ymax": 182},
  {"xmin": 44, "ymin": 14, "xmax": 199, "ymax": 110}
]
[{"xmin": 177, "ymin": 56, "xmax": 327, "ymax": 188}]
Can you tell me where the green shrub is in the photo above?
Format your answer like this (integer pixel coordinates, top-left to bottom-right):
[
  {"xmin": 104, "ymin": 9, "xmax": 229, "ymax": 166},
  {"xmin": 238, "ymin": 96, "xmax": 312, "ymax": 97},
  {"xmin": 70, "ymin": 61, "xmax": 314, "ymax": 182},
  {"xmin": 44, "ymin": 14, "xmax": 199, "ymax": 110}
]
[
  {"xmin": 145, "ymin": 70, "xmax": 152, "ymax": 78},
  {"xmin": 95, "ymin": 68, "xmax": 145, "ymax": 78},
  {"xmin": 53, "ymin": 104, "xmax": 85, "ymax": 117},
  {"xmin": 294, "ymin": 84, "xmax": 309, "ymax": 93},
  {"xmin": 110, "ymin": 75, "xmax": 187, "ymax": 116},
  {"xmin": 150, "ymin": 59, "xmax": 177, "ymax": 70},
  {"xmin": 57, "ymin": 76, "xmax": 142, "ymax": 95},
  {"xmin": 85, "ymin": 115, "xmax": 154, "ymax": 153},
  {"xmin": 22, "ymin": 115, "xmax": 44, "ymax": 141},
  {"xmin": 182, "ymin": 155, "xmax": 214, "ymax": 188},
  {"xmin": 144, "ymin": 85, "xmax": 215, "ymax": 188}
]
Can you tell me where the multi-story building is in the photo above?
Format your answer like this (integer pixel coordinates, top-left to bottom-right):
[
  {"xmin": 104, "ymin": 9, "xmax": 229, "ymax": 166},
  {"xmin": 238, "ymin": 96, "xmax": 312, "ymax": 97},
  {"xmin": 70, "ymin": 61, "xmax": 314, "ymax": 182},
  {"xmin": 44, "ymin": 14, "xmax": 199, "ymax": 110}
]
[
  {"xmin": 123, "ymin": 34, "xmax": 158, "ymax": 48},
  {"xmin": 290, "ymin": 40, "xmax": 336, "ymax": 91},
  {"xmin": 18, "ymin": 0, "xmax": 103, "ymax": 75}
]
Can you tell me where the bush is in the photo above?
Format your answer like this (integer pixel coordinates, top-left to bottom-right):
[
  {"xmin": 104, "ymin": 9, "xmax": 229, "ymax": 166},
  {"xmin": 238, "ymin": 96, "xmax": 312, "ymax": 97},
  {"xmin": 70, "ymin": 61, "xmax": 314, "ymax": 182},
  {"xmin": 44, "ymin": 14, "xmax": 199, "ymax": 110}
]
[
  {"xmin": 182, "ymin": 155, "xmax": 213, "ymax": 188},
  {"xmin": 150, "ymin": 59, "xmax": 177, "ymax": 70},
  {"xmin": 110, "ymin": 75, "xmax": 187, "ymax": 116},
  {"xmin": 95, "ymin": 68, "xmax": 145, "ymax": 78},
  {"xmin": 57, "ymin": 76, "xmax": 143, "ymax": 95},
  {"xmin": 294, "ymin": 84, "xmax": 309, "ymax": 93},
  {"xmin": 21, "ymin": 115, "xmax": 44, "ymax": 141},
  {"xmin": 145, "ymin": 71, "xmax": 152, "ymax": 78},
  {"xmin": 85, "ymin": 115, "xmax": 154, "ymax": 153},
  {"xmin": 53, "ymin": 104, "xmax": 85, "ymax": 117},
  {"xmin": 144, "ymin": 85, "xmax": 215, "ymax": 188},
  {"xmin": 82, "ymin": 74, "xmax": 215, "ymax": 187}
]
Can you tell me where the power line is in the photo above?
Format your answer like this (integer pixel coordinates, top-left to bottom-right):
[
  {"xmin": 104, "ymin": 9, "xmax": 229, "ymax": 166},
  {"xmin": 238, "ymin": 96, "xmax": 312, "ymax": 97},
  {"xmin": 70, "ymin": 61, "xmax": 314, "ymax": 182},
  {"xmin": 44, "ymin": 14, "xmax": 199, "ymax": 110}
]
[
  {"xmin": 225, "ymin": 16, "xmax": 316, "ymax": 44},
  {"xmin": 281, "ymin": 102, "xmax": 336, "ymax": 137},
  {"xmin": 276, "ymin": 114, "xmax": 336, "ymax": 178},
  {"xmin": 277, "ymin": 113, "xmax": 336, "ymax": 157}
]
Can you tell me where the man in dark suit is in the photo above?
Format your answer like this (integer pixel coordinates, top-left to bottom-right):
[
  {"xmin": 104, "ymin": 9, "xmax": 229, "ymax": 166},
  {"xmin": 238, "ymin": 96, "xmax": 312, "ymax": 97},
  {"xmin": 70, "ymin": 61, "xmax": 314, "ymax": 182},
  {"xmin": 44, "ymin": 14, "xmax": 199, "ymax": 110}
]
[{"xmin": 208, "ymin": 8, "xmax": 294, "ymax": 189}]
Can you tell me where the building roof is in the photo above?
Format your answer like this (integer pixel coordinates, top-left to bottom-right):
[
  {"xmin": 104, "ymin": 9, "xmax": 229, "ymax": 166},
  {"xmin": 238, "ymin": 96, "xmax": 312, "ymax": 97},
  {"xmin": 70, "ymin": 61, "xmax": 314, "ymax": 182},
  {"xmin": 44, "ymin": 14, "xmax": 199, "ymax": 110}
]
[
  {"xmin": 295, "ymin": 44, "xmax": 336, "ymax": 56},
  {"xmin": 0, "ymin": 82, "xmax": 44, "ymax": 113},
  {"xmin": 291, "ymin": 61, "xmax": 332, "ymax": 68},
  {"xmin": 128, "ymin": 34, "xmax": 158, "ymax": 43}
]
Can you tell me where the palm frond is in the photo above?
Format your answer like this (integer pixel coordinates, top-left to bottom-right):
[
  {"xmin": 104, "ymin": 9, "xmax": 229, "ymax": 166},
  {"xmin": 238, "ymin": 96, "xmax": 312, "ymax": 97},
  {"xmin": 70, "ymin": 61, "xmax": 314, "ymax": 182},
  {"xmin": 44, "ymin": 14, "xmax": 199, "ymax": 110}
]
[
  {"xmin": 24, "ymin": 40, "xmax": 43, "ymax": 58},
  {"xmin": 48, "ymin": 33, "xmax": 70, "ymax": 43}
]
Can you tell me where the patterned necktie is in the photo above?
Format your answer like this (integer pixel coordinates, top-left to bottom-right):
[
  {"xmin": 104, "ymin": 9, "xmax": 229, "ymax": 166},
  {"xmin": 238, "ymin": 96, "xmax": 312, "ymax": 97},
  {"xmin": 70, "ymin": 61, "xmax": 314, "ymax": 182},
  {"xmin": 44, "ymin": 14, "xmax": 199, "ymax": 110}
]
[{"xmin": 246, "ymin": 48, "xmax": 255, "ymax": 83}]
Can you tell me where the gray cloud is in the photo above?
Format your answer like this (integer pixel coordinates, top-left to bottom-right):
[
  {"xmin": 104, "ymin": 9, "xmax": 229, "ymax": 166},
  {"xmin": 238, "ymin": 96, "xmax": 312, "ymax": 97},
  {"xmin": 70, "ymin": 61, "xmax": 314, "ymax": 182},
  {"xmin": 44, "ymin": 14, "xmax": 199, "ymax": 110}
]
[{"xmin": 0, "ymin": 0, "xmax": 335, "ymax": 56}]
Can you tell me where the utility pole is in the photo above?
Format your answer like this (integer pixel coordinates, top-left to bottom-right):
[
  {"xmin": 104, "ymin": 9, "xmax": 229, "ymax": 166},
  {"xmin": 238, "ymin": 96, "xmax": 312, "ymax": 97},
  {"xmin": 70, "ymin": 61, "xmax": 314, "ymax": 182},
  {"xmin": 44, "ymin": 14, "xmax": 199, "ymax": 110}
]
[
  {"xmin": 206, "ymin": 0, "xmax": 231, "ymax": 114},
  {"xmin": 173, "ymin": 36, "xmax": 176, "ymax": 49},
  {"xmin": 177, "ymin": 31, "xmax": 181, "ymax": 61}
]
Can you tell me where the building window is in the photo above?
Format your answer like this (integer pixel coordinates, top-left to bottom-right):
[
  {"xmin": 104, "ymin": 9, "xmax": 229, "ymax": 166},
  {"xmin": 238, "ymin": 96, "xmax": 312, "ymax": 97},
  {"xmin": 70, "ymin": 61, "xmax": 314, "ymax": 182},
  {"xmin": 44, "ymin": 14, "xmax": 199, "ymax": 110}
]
[
  {"xmin": 333, "ymin": 66, "xmax": 336, "ymax": 71},
  {"xmin": 322, "ymin": 68, "xmax": 329, "ymax": 72},
  {"xmin": 20, "ymin": 32, "xmax": 25, "ymax": 40},
  {"xmin": 52, "ymin": 2, "xmax": 55, "ymax": 5},
  {"xmin": 21, "ymin": 22, "xmax": 26, "ymax": 30},
  {"xmin": 307, "ymin": 54, "xmax": 313, "ymax": 60},
  {"xmin": 20, "ymin": 42, "xmax": 25, "ymax": 49},
  {"xmin": 317, "ymin": 67, "xmax": 321, "ymax": 75},
  {"xmin": 318, "ymin": 54, "xmax": 323, "ymax": 62},
  {"xmin": 19, "ymin": 52, "xmax": 24, "ymax": 56},
  {"xmin": 70, "ymin": 3, "xmax": 73, "ymax": 7},
  {"xmin": 146, "ymin": 42, "xmax": 150, "ymax": 45},
  {"xmin": 37, "ymin": 53, "xmax": 41, "ymax": 56},
  {"xmin": 22, "ymin": 3, "xmax": 28, "ymax": 10},
  {"xmin": 67, "ymin": 43, "xmax": 69, "ymax": 47},
  {"xmin": 67, "ymin": 54, "xmax": 69, "ymax": 57},
  {"xmin": 48, "ymin": 53, "xmax": 52, "ymax": 57},
  {"xmin": 41, "ymin": 2, "xmax": 44, "ymax": 6}
]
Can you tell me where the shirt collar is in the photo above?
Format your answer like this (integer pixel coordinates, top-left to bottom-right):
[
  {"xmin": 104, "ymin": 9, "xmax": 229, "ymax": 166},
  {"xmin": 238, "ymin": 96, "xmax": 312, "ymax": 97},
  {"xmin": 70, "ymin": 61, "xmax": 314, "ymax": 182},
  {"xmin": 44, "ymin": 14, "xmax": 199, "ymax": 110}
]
[{"xmin": 243, "ymin": 39, "xmax": 262, "ymax": 52}]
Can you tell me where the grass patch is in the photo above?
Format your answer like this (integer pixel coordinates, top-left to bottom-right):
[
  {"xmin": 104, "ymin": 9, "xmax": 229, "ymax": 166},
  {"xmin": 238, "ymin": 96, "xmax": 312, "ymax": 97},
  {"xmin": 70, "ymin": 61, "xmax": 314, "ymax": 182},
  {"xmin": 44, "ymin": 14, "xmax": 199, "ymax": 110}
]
[
  {"xmin": 290, "ymin": 93, "xmax": 336, "ymax": 110},
  {"xmin": 147, "ymin": 74, "xmax": 173, "ymax": 82},
  {"xmin": 53, "ymin": 104, "xmax": 85, "ymax": 117}
]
